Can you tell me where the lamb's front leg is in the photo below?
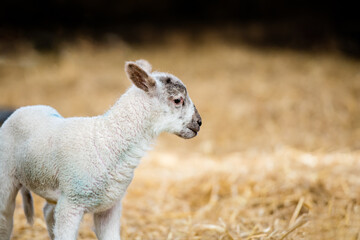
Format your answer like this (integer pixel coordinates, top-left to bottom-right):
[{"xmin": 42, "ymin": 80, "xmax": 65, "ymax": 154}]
[
  {"xmin": 43, "ymin": 202, "xmax": 56, "ymax": 239},
  {"xmin": 53, "ymin": 196, "xmax": 84, "ymax": 240},
  {"xmin": 94, "ymin": 200, "xmax": 122, "ymax": 240}
]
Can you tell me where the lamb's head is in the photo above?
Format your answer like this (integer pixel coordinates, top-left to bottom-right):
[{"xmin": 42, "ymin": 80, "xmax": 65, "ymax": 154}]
[{"xmin": 125, "ymin": 59, "xmax": 202, "ymax": 139}]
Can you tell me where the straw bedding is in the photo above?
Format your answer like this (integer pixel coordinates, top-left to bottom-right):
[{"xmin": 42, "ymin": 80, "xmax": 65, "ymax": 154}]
[{"xmin": 1, "ymin": 34, "xmax": 359, "ymax": 239}]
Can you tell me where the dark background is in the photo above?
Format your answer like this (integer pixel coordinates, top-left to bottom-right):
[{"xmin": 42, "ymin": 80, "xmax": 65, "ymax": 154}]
[{"xmin": 0, "ymin": 0, "xmax": 360, "ymax": 56}]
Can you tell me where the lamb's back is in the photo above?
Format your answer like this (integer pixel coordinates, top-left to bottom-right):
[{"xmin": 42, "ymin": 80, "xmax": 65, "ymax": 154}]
[
  {"xmin": 6, "ymin": 105, "xmax": 97, "ymax": 165},
  {"xmin": 4, "ymin": 105, "xmax": 63, "ymax": 139}
]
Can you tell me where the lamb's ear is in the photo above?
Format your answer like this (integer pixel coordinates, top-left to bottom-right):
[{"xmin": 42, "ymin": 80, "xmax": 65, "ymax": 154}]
[
  {"xmin": 125, "ymin": 61, "xmax": 156, "ymax": 92},
  {"xmin": 135, "ymin": 59, "xmax": 152, "ymax": 73}
]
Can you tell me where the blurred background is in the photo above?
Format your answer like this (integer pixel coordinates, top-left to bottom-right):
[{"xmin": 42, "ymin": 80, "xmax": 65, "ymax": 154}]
[
  {"xmin": 1, "ymin": 0, "xmax": 360, "ymax": 55},
  {"xmin": 1, "ymin": 1, "xmax": 360, "ymax": 239}
]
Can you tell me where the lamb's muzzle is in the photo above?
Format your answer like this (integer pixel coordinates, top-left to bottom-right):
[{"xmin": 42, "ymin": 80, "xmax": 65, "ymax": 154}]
[{"xmin": 183, "ymin": 106, "xmax": 202, "ymax": 138}]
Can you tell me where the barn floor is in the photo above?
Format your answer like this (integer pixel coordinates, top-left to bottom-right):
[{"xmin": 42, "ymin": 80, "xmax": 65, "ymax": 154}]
[{"xmin": 1, "ymin": 33, "xmax": 360, "ymax": 239}]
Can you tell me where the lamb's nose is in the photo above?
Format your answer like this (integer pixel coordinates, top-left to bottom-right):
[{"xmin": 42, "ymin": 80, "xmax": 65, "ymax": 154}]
[{"xmin": 197, "ymin": 119, "xmax": 202, "ymax": 127}]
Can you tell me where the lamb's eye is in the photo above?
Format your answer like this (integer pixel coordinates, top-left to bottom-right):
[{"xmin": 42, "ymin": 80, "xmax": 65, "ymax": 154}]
[{"xmin": 173, "ymin": 98, "xmax": 183, "ymax": 105}]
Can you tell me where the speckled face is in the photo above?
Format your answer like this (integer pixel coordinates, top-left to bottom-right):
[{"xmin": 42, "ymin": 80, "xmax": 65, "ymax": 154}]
[
  {"xmin": 125, "ymin": 60, "xmax": 202, "ymax": 139},
  {"xmin": 152, "ymin": 72, "xmax": 202, "ymax": 139},
  {"xmin": 160, "ymin": 76, "xmax": 187, "ymax": 97}
]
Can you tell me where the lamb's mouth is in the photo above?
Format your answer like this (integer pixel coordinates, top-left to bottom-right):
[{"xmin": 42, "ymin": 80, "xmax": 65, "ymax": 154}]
[
  {"xmin": 176, "ymin": 128, "xmax": 199, "ymax": 139},
  {"xmin": 188, "ymin": 127, "xmax": 198, "ymax": 135}
]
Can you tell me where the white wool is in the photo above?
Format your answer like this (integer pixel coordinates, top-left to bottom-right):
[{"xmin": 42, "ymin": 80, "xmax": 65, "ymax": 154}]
[{"xmin": 0, "ymin": 60, "xmax": 202, "ymax": 240}]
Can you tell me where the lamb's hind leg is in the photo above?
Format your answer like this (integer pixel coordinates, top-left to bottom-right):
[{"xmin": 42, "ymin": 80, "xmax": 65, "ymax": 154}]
[
  {"xmin": 0, "ymin": 175, "xmax": 20, "ymax": 240},
  {"xmin": 43, "ymin": 202, "xmax": 56, "ymax": 240}
]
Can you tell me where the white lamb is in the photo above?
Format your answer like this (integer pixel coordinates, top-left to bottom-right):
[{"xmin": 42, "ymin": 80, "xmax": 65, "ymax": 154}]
[{"xmin": 0, "ymin": 59, "xmax": 202, "ymax": 240}]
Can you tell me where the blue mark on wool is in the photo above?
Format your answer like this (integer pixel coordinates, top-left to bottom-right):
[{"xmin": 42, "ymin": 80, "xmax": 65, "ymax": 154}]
[
  {"xmin": 51, "ymin": 113, "xmax": 63, "ymax": 118},
  {"xmin": 70, "ymin": 176, "xmax": 104, "ymax": 207},
  {"xmin": 103, "ymin": 111, "xmax": 110, "ymax": 117}
]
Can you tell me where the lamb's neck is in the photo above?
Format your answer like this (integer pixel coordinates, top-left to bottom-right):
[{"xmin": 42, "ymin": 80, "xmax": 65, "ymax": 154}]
[{"xmin": 99, "ymin": 88, "xmax": 157, "ymax": 168}]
